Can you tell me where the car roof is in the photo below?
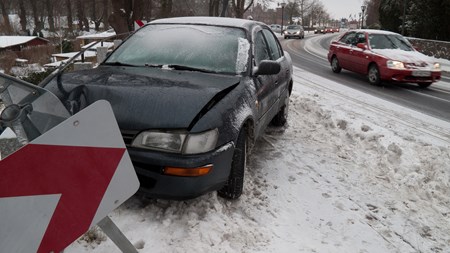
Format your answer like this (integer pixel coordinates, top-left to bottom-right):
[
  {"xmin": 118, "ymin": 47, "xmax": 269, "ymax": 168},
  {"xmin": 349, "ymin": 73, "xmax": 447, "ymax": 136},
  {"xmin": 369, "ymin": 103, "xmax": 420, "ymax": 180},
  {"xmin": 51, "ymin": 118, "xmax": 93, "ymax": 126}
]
[
  {"xmin": 352, "ymin": 29, "xmax": 400, "ymax": 36},
  {"xmin": 149, "ymin": 16, "xmax": 266, "ymax": 31}
]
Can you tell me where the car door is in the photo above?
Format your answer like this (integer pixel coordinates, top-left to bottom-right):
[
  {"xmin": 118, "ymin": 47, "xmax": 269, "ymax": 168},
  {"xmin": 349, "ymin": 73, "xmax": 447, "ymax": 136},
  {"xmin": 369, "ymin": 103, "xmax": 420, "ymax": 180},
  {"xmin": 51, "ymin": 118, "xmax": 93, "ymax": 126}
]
[
  {"xmin": 262, "ymin": 29, "xmax": 289, "ymax": 110},
  {"xmin": 347, "ymin": 32, "xmax": 371, "ymax": 74},
  {"xmin": 252, "ymin": 29, "xmax": 275, "ymax": 125},
  {"xmin": 335, "ymin": 32, "xmax": 356, "ymax": 70}
]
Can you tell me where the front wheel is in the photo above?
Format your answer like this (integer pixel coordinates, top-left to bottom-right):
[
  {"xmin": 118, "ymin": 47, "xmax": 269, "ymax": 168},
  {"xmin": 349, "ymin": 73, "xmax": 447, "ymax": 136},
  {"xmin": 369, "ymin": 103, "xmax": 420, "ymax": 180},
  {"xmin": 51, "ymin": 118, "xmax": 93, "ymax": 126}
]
[
  {"xmin": 417, "ymin": 82, "xmax": 432, "ymax": 88},
  {"xmin": 218, "ymin": 129, "xmax": 247, "ymax": 199},
  {"xmin": 368, "ymin": 64, "xmax": 382, "ymax": 86},
  {"xmin": 331, "ymin": 56, "xmax": 342, "ymax": 73},
  {"xmin": 271, "ymin": 95, "xmax": 289, "ymax": 127}
]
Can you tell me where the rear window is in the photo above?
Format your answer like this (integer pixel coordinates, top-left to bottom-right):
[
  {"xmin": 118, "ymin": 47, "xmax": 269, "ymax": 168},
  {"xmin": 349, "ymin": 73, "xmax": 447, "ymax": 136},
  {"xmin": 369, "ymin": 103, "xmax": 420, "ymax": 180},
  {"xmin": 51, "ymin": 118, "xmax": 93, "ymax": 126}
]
[{"xmin": 106, "ymin": 24, "xmax": 250, "ymax": 74}]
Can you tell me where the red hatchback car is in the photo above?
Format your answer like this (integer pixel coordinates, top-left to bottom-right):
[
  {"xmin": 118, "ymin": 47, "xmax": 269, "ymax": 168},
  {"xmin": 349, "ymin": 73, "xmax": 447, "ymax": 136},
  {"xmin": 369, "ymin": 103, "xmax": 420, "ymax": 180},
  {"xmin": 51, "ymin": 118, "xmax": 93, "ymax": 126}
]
[{"xmin": 328, "ymin": 30, "xmax": 441, "ymax": 88}]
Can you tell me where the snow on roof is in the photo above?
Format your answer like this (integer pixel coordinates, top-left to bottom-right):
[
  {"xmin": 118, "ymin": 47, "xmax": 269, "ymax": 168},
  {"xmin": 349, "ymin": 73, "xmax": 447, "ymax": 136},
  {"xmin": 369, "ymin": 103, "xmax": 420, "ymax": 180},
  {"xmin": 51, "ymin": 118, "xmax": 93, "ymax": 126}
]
[
  {"xmin": 81, "ymin": 41, "xmax": 114, "ymax": 50},
  {"xmin": 52, "ymin": 51, "xmax": 97, "ymax": 60},
  {"xmin": 0, "ymin": 36, "xmax": 49, "ymax": 49},
  {"xmin": 44, "ymin": 60, "xmax": 68, "ymax": 68},
  {"xmin": 76, "ymin": 30, "xmax": 116, "ymax": 40}
]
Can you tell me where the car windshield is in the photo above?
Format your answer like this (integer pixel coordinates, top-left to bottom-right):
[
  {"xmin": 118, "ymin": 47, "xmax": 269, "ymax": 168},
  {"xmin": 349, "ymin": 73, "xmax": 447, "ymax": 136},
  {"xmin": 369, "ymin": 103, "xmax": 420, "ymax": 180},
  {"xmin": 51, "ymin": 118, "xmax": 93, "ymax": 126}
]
[
  {"xmin": 105, "ymin": 24, "xmax": 250, "ymax": 75},
  {"xmin": 368, "ymin": 34, "xmax": 414, "ymax": 51},
  {"xmin": 287, "ymin": 25, "xmax": 300, "ymax": 30}
]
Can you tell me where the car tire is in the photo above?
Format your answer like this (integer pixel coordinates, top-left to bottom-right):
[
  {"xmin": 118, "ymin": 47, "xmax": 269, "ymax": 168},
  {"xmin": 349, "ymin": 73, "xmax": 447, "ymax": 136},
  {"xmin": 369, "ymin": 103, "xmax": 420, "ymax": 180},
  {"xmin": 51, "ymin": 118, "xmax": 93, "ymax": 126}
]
[
  {"xmin": 368, "ymin": 64, "xmax": 382, "ymax": 86},
  {"xmin": 284, "ymin": 36, "xmax": 287, "ymax": 39},
  {"xmin": 417, "ymin": 82, "xmax": 432, "ymax": 88},
  {"xmin": 218, "ymin": 129, "xmax": 247, "ymax": 199},
  {"xmin": 271, "ymin": 95, "xmax": 289, "ymax": 127},
  {"xmin": 331, "ymin": 56, "xmax": 342, "ymax": 73}
]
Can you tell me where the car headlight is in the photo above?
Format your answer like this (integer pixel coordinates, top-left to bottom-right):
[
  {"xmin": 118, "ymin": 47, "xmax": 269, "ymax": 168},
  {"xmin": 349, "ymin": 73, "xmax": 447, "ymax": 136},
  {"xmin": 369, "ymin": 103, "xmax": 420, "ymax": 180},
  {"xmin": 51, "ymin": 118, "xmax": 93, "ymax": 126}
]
[
  {"xmin": 131, "ymin": 129, "xmax": 218, "ymax": 154},
  {"xmin": 387, "ymin": 60, "xmax": 405, "ymax": 69},
  {"xmin": 433, "ymin": 63, "xmax": 441, "ymax": 70},
  {"xmin": 295, "ymin": 31, "xmax": 299, "ymax": 34}
]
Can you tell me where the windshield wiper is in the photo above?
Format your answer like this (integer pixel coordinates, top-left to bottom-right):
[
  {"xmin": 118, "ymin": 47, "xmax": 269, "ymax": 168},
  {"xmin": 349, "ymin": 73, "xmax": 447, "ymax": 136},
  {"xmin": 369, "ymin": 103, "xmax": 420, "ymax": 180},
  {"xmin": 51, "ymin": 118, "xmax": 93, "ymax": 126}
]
[
  {"xmin": 145, "ymin": 63, "xmax": 163, "ymax": 68},
  {"xmin": 103, "ymin": 61, "xmax": 140, "ymax": 67},
  {"xmin": 168, "ymin": 64, "xmax": 217, "ymax": 74}
]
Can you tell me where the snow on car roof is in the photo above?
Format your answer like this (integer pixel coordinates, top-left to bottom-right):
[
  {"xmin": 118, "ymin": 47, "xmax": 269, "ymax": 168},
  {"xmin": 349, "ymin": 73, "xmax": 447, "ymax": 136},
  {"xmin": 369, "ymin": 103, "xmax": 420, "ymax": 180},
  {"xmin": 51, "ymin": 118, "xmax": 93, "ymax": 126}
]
[
  {"xmin": 0, "ymin": 36, "xmax": 49, "ymax": 49},
  {"xmin": 149, "ymin": 16, "xmax": 266, "ymax": 30},
  {"xmin": 355, "ymin": 29, "xmax": 399, "ymax": 35}
]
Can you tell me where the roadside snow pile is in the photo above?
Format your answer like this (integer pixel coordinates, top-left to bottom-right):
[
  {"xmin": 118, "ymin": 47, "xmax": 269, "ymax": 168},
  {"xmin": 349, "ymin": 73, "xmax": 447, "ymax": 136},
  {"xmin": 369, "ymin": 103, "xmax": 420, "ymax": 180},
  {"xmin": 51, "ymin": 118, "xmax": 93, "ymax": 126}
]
[
  {"xmin": 66, "ymin": 67, "xmax": 450, "ymax": 253},
  {"xmin": 10, "ymin": 63, "xmax": 44, "ymax": 78}
]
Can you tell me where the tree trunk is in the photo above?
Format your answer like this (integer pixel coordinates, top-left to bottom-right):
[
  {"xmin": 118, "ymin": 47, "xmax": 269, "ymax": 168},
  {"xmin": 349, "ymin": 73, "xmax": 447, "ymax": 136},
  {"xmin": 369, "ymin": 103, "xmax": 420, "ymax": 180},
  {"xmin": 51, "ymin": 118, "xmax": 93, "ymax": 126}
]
[
  {"xmin": 46, "ymin": 0, "xmax": 55, "ymax": 32},
  {"xmin": 75, "ymin": 0, "xmax": 89, "ymax": 31},
  {"xmin": 232, "ymin": 0, "xmax": 253, "ymax": 18},
  {"xmin": 18, "ymin": 0, "xmax": 27, "ymax": 34},
  {"xmin": 66, "ymin": 0, "xmax": 73, "ymax": 33},
  {"xmin": 220, "ymin": 0, "xmax": 229, "ymax": 17},
  {"xmin": 102, "ymin": 0, "xmax": 109, "ymax": 29},
  {"xmin": 160, "ymin": 0, "xmax": 173, "ymax": 18},
  {"xmin": 0, "ymin": 0, "xmax": 12, "ymax": 34},
  {"xmin": 109, "ymin": 0, "xmax": 132, "ymax": 37},
  {"xmin": 30, "ymin": 0, "xmax": 42, "ymax": 35}
]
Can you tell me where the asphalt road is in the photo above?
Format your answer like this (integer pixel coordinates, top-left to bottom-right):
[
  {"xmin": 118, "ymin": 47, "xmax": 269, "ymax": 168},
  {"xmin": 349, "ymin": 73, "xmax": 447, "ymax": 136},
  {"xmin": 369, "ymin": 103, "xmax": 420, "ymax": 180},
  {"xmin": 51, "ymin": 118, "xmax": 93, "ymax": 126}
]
[{"xmin": 280, "ymin": 33, "xmax": 450, "ymax": 122}]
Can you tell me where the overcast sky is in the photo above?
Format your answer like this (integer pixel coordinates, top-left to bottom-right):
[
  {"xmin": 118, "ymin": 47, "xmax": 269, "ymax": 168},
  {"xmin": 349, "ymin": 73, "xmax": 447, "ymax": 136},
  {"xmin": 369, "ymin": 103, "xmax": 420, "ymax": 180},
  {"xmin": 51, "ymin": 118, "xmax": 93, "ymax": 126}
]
[
  {"xmin": 267, "ymin": 0, "xmax": 366, "ymax": 20},
  {"xmin": 320, "ymin": 0, "xmax": 366, "ymax": 19}
]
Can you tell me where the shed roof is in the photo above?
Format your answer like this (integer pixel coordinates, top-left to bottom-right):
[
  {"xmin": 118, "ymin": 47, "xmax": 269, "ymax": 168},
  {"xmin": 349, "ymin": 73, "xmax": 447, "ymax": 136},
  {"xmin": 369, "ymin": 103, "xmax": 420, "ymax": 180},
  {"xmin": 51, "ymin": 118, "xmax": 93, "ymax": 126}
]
[{"xmin": 0, "ymin": 36, "xmax": 49, "ymax": 49}]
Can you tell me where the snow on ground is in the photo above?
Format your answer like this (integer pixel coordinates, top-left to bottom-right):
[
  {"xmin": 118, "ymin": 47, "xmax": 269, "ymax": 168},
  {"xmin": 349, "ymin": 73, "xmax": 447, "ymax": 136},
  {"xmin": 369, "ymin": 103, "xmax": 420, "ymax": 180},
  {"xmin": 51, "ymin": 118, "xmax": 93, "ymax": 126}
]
[{"xmin": 66, "ymin": 66, "xmax": 450, "ymax": 253}]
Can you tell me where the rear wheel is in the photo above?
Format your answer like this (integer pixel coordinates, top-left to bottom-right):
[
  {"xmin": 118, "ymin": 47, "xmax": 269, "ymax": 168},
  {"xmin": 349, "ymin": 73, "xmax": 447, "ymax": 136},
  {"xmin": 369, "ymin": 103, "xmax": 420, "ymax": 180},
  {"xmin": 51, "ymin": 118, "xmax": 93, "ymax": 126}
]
[
  {"xmin": 218, "ymin": 129, "xmax": 247, "ymax": 199},
  {"xmin": 368, "ymin": 64, "xmax": 382, "ymax": 86},
  {"xmin": 417, "ymin": 82, "xmax": 432, "ymax": 88},
  {"xmin": 331, "ymin": 56, "xmax": 342, "ymax": 73}
]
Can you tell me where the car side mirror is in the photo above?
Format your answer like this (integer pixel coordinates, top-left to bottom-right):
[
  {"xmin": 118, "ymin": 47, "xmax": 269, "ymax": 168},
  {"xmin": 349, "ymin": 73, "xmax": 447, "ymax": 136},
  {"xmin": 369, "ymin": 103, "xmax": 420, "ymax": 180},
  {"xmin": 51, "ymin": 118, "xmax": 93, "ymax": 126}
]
[
  {"xmin": 254, "ymin": 60, "xmax": 281, "ymax": 76},
  {"xmin": 356, "ymin": 43, "xmax": 367, "ymax": 50}
]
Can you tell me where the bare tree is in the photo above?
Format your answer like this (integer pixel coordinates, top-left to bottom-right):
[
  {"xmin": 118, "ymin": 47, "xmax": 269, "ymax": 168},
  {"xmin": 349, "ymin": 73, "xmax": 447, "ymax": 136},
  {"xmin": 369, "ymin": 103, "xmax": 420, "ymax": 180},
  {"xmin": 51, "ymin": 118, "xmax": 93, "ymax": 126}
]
[
  {"xmin": 107, "ymin": 0, "xmax": 143, "ymax": 33},
  {"xmin": 231, "ymin": 0, "xmax": 254, "ymax": 18}
]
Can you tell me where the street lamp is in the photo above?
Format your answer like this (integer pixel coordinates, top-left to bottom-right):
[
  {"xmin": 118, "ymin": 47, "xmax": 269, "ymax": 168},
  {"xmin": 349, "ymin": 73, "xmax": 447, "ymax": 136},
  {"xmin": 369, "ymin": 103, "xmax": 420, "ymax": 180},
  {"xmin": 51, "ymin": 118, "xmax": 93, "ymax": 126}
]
[
  {"xmin": 361, "ymin": 5, "xmax": 366, "ymax": 29},
  {"xmin": 278, "ymin": 2, "xmax": 286, "ymax": 33},
  {"xmin": 359, "ymin": 12, "xmax": 362, "ymax": 29}
]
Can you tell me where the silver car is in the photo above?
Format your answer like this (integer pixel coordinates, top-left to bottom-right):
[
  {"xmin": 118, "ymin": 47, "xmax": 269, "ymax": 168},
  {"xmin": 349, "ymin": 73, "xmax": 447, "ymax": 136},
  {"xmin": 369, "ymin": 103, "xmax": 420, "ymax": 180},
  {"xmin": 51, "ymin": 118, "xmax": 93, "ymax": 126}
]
[{"xmin": 283, "ymin": 25, "xmax": 305, "ymax": 39}]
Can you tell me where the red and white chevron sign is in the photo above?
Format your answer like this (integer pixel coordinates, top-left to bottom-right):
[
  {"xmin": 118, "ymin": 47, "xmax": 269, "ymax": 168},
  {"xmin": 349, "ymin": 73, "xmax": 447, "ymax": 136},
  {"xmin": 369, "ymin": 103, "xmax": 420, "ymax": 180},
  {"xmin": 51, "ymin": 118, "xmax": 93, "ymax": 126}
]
[{"xmin": 0, "ymin": 100, "xmax": 140, "ymax": 253}]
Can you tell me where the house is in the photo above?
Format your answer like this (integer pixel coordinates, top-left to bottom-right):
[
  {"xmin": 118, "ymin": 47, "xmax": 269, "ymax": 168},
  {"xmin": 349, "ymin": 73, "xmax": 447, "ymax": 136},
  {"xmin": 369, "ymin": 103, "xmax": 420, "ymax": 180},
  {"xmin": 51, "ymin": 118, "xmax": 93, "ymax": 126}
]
[{"xmin": 0, "ymin": 36, "xmax": 49, "ymax": 52}]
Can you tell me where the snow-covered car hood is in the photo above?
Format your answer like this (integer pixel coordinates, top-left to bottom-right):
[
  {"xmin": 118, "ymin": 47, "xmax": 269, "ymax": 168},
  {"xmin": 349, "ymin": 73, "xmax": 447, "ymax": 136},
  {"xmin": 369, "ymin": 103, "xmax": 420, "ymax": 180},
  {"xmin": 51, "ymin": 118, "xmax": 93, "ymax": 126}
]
[
  {"xmin": 371, "ymin": 49, "xmax": 435, "ymax": 64},
  {"xmin": 49, "ymin": 66, "xmax": 241, "ymax": 130}
]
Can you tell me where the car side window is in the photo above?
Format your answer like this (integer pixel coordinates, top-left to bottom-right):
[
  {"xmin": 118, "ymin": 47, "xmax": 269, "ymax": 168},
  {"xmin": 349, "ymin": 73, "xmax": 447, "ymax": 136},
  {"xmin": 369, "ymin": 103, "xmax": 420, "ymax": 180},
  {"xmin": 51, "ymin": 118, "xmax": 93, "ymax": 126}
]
[
  {"xmin": 339, "ymin": 32, "xmax": 356, "ymax": 45},
  {"xmin": 254, "ymin": 31, "xmax": 270, "ymax": 65},
  {"xmin": 262, "ymin": 29, "xmax": 282, "ymax": 60},
  {"xmin": 355, "ymin": 33, "xmax": 366, "ymax": 45}
]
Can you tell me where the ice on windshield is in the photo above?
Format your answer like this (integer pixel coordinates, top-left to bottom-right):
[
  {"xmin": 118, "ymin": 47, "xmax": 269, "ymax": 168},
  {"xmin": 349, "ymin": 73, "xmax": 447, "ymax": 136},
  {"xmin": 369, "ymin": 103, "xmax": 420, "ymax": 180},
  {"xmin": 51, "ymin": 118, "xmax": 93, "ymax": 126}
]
[
  {"xmin": 236, "ymin": 38, "xmax": 250, "ymax": 73},
  {"xmin": 106, "ymin": 24, "xmax": 249, "ymax": 74}
]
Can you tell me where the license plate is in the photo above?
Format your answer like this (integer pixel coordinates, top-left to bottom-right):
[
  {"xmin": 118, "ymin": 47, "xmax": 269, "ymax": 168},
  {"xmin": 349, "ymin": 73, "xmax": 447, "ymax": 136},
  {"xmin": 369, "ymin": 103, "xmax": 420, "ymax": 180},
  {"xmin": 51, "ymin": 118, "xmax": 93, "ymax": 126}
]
[{"xmin": 412, "ymin": 71, "xmax": 431, "ymax": 77}]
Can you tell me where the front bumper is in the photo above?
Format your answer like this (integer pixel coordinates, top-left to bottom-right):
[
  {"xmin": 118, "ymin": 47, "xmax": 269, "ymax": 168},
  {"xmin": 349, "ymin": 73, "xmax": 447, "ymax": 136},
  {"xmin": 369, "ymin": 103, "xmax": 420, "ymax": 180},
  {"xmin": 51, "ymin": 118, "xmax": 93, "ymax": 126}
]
[
  {"xmin": 380, "ymin": 67, "xmax": 441, "ymax": 83},
  {"xmin": 128, "ymin": 142, "xmax": 235, "ymax": 200}
]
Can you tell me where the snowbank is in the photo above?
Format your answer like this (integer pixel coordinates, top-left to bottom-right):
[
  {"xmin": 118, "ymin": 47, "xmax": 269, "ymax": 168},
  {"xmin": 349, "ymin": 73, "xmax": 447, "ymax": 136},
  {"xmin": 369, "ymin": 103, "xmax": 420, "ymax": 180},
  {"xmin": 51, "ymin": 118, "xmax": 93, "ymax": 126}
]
[{"xmin": 65, "ymin": 67, "xmax": 450, "ymax": 253}]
